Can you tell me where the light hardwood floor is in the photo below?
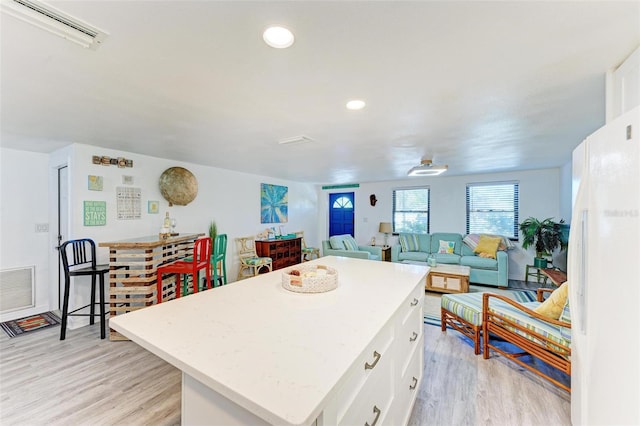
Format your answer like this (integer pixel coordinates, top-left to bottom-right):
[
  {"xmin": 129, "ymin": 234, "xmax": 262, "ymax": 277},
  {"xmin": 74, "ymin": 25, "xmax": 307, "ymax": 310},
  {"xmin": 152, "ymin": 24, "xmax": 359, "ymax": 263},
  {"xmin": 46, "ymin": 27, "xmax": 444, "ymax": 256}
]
[{"xmin": 0, "ymin": 320, "xmax": 570, "ymax": 425}]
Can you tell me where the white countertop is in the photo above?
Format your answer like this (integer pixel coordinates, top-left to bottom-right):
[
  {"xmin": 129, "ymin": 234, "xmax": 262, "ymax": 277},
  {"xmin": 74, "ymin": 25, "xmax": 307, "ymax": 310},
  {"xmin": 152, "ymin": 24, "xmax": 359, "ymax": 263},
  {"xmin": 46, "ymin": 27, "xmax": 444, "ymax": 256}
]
[{"xmin": 109, "ymin": 256, "xmax": 428, "ymax": 425}]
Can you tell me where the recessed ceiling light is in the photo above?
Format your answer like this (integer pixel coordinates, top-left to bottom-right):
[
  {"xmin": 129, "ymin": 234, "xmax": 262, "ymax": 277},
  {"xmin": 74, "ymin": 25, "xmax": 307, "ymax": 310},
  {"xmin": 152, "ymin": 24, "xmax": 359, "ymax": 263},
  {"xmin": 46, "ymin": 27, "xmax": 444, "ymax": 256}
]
[
  {"xmin": 263, "ymin": 26, "xmax": 294, "ymax": 49},
  {"xmin": 346, "ymin": 100, "xmax": 366, "ymax": 110}
]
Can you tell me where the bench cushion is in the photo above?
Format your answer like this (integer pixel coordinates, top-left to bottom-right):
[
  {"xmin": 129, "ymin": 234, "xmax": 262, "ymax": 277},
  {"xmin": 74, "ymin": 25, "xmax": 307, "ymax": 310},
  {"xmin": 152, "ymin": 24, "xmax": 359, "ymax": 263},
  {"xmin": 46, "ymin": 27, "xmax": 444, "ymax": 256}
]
[{"xmin": 488, "ymin": 300, "xmax": 570, "ymax": 351}]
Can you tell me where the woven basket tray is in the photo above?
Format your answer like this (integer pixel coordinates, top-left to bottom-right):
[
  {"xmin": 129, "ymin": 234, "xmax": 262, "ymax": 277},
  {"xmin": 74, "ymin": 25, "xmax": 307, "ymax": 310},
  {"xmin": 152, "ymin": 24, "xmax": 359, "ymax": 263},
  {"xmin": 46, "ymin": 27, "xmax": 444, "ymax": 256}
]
[{"xmin": 282, "ymin": 264, "xmax": 338, "ymax": 293}]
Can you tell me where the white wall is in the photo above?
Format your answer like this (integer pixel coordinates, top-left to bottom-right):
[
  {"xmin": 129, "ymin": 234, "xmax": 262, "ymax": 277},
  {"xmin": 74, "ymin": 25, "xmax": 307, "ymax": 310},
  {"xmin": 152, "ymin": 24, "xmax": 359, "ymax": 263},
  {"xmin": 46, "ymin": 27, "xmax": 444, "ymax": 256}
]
[
  {"xmin": 317, "ymin": 168, "xmax": 566, "ymax": 282},
  {"xmin": 1, "ymin": 144, "xmax": 318, "ymax": 322},
  {"xmin": 0, "ymin": 148, "xmax": 51, "ymax": 321}
]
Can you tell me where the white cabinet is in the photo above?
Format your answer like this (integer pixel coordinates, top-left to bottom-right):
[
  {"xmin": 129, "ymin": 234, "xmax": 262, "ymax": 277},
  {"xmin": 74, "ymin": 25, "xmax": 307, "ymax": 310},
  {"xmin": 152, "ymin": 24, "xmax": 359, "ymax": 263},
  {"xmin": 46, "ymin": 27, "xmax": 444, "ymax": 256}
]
[{"xmin": 321, "ymin": 281, "xmax": 425, "ymax": 426}]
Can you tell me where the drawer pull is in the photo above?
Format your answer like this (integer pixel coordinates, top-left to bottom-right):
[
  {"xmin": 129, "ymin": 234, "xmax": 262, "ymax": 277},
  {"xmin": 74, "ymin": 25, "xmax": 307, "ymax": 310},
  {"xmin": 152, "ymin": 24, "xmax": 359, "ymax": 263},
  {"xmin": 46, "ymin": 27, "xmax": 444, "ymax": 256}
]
[
  {"xmin": 410, "ymin": 376, "xmax": 418, "ymax": 390},
  {"xmin": 364, "ymin": 405, "xmax": 381, "ymax": 426},
  {"xmin": 410, "ymin": 298, "xmax": 419, "ymax": 306},
  {"xmin": 364, "ymin": 351, "xmax": 381, "ymax": 370},
  {"xmin": 409, "ymin": 331, "xmax": 418, "ymax": 342}
]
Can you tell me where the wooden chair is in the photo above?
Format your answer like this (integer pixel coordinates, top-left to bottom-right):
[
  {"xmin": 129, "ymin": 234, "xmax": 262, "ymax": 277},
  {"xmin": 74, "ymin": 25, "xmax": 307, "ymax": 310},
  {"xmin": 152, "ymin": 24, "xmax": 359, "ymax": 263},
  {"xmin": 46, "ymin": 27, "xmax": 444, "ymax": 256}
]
[
  {"xmin": 58, "ymin": 238, "xmax": 110, "ymax": 340},
  {"xmin": 294, "ymin": 230, "xmax": 320, "ymax": 262},
  {"xmin": 157, "ymin": 237, "xmax": 211, "ymax": 303},
  {"xmin": 482, "ymin": 289, "xmax": 571, "ymax": 392},
  {"xmin": 235, "ymin": 236, "xmax": 272, "ymax": 280}
]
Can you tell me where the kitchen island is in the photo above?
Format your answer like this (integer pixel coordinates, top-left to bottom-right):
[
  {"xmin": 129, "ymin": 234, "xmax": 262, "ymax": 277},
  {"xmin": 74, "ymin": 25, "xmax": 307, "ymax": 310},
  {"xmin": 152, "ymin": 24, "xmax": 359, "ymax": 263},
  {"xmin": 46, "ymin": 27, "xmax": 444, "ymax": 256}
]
[{"xmin": 109, "ymin": 256, "xmax": 428, "ymax": 425}]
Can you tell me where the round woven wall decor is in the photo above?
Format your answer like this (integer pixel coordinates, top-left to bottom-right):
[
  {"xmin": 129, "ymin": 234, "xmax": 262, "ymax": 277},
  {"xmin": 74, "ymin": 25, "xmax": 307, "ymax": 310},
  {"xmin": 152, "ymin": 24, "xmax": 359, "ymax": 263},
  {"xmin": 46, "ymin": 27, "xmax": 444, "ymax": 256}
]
[{"xmin": 159, "ymin": 167, "xmax": 198, "ymax": 206}]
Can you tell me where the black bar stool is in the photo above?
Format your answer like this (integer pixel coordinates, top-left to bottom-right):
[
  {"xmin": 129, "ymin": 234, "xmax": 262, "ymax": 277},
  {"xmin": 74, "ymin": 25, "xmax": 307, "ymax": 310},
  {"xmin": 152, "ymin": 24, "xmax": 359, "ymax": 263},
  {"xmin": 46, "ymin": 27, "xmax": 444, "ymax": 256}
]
[{"xmin": 59, "ymin": 238, "xmax": 110, "ymax": 340}]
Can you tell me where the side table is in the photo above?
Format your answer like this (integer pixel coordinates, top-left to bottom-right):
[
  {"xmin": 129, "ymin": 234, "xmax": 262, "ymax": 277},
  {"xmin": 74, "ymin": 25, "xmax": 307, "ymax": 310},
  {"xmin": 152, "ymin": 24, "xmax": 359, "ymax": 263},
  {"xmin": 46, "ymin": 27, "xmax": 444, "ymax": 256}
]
[{"xmin": 375, "ymin": 245, "xmax": 391, "ymax": 262}]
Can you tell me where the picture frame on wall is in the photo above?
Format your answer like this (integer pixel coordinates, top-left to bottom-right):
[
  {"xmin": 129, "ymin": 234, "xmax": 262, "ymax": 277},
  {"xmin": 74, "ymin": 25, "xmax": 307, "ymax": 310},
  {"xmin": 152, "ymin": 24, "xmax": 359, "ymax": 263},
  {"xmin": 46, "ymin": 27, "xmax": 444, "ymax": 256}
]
[
  {"xmin": 260, "ymin": 183, "xmax": 288, "ymax": 224},
  {"xmin": 148, "ymin": 200, "xmax": 159, "ymax": 214}
]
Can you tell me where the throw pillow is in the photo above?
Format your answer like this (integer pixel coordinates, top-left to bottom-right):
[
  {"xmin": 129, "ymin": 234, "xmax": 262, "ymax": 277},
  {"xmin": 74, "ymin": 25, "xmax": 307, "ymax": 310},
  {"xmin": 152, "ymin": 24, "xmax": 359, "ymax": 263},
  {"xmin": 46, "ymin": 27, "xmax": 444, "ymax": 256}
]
[
  {"xmin": 438, "ymin": 240, "xmax": 455, "ymax": 254},
  {"xmin": 534, "ymin": 282, "xmax": 569, "ymax": 320},
  {"xmin": 462, "ymin": 234, "xmax": 481, "ymax": 250},
  {"xmin": 473, "ymin": 235, "xmax": 502, "ymax": 259},
  {"xmin": 399, "ymin": 234, "xmax": 420, "ymax": 252},
  {"xmin": 329, "ymin": 235, "xmax": 345, "ymax": 250},
  {"xmin": 343, "ymin": 235, "xmax": 359, "ymax": 251}
]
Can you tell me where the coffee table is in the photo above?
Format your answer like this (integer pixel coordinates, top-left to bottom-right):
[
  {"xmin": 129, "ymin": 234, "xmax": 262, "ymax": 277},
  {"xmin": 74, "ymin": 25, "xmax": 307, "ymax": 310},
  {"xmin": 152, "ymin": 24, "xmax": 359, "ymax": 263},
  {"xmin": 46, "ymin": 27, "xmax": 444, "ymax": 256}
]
[{"xmin": 426, "ymin": 264, "xmax": 471, "ymax": 294}]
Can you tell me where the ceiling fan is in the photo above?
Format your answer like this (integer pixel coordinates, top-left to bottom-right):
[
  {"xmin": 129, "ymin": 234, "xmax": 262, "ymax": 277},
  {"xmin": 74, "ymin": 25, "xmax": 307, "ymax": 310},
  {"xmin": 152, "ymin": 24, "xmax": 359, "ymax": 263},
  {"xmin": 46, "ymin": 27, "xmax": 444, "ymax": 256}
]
[{"xmin": 407, "ymin": 158, "xmax": 448, "ymax": 177}]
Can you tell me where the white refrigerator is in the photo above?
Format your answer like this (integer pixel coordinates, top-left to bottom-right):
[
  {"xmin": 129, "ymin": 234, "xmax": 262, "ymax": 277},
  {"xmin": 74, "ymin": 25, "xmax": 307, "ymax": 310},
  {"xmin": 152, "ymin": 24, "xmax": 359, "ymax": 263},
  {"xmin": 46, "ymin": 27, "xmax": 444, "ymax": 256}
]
[{"xmin": 569, "ymin": 105, "xmax": 639, "ymax": 425}]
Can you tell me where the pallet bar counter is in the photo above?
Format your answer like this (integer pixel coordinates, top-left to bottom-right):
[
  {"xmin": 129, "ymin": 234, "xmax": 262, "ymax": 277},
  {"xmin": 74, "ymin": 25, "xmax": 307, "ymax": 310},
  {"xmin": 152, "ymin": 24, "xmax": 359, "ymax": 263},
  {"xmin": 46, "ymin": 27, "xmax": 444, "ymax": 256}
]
[{"xmin": 99, "ymin": 233, "xmax": 203, "ymax": 340}]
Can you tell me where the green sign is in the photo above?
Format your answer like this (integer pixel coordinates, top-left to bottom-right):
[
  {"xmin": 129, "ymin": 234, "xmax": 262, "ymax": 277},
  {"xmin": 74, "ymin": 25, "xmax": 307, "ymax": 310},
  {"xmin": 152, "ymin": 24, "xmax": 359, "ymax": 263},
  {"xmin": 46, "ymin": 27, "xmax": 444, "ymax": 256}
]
[
  {"xmin": 321, "ymin": 184, "xmax": 360, "ymax": 190},
  {"xmin": 84, "ymin": 201, "xmax": 107, "ymax": 226}
]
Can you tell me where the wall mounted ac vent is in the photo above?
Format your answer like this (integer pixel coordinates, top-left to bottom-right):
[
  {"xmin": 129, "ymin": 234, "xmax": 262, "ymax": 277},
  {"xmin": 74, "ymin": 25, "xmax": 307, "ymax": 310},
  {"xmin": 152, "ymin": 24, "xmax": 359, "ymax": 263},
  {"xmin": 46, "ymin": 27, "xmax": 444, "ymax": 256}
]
[
  {"xmin": 1, "ymin": 0, "xmax": 108, "ymax": 50},
  {"xmin": 0, "ymin": 266, "xmax": 35, "ymax": 314}
]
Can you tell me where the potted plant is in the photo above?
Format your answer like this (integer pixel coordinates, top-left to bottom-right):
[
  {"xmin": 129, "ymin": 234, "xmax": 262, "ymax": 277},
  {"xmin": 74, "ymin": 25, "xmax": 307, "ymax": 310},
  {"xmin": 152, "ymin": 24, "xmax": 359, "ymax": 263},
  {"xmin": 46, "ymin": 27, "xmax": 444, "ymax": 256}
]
[
  {"xmin": 519, "ymin": 217, "xmax": 567, "ymax": 268},
  {"xmin": 209, "ymin": 220, "xmax": 217, "ymax": 247}
]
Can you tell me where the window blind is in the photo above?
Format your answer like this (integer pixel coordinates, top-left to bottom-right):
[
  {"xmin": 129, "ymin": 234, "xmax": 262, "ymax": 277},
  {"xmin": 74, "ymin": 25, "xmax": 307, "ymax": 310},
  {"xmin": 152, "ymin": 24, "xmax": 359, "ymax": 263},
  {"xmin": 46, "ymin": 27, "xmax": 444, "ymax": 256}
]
[
  {"xmin": 392, "ymin": 187, "xmax": 430, "ymax": 234},
  {"xmin": 466, "ymin": 182, "xmax": 519, "ymax": 239}
]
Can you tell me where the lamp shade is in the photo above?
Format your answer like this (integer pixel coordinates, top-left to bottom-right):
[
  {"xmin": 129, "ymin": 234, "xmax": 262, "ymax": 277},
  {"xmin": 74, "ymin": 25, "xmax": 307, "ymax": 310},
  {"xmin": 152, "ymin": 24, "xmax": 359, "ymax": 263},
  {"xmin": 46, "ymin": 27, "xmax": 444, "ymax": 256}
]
[{"xmin": 379, "ymin": 222, "xmax": 392, "ymax": 233}]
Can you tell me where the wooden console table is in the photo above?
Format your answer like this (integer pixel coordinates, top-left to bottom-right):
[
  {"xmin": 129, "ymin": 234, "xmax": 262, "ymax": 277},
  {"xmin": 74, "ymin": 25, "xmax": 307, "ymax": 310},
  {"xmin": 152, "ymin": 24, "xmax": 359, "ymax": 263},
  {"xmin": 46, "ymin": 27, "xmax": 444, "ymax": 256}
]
[
  {"xmin": 99, "ymin": 233, "xmax": 203, "ymax": 340},
  {"xmin": 255, "ymin": 237, "xmax": 302, "ymax": 270}
]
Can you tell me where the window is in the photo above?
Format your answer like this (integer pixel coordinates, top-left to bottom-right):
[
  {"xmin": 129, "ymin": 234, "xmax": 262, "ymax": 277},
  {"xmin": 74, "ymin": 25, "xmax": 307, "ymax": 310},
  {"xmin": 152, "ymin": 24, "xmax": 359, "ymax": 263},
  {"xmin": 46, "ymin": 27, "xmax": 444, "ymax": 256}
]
[
  {"xmin": 332, "ymin": 196, "xmax": 353, "ymax": 209},
  {"xmin": 393, "ymin": 187, "xmax": 430, "ymax": 234},
  {"xmin": 466, "ymin": 182, "xmax": 519, "ymax": 239}
]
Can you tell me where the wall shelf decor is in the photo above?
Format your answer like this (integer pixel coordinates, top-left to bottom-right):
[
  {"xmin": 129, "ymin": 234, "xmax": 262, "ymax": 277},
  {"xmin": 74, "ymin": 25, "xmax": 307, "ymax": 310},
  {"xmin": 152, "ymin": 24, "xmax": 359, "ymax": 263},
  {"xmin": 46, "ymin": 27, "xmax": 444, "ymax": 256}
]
[{"xmin": 92, "ymin": 155, "xmax": 133, "ymax": 167}]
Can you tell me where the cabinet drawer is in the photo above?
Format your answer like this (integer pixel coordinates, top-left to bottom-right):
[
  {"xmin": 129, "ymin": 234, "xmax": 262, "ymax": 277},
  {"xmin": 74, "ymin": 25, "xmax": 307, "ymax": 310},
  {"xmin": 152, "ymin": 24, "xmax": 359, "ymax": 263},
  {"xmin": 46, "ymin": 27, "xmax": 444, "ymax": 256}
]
[
  {"xmin": 430, "ymin": 275, "xmax": 447, "ymax": 289},
  {"xmin": 396, "ymin": 334, "xmax": 424, "ymax": 425},
  {"xmin": 445, "ymin": 276, "xmax": 462, "ymax": 291},
  {"xmin": 335, "ymin": 322, "xmax": 394, "ymax": 423},
  {"xmin": 400, "ymin": 283, "xmax": 425, "ymax": 326},
  {"xmin": 398, "ymin": 302, "xmax": 423, "ymax": 376},
  {"xmin": 338, "ymin": 351, "xmax": 394, "ymax": 426}
]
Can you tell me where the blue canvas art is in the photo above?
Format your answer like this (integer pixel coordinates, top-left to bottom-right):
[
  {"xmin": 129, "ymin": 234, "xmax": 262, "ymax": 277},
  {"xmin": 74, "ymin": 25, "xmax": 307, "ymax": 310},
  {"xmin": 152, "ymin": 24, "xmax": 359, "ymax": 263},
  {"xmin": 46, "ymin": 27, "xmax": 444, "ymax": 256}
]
[{"xmin": 261, "ymin": 183, "xmax": 288, "ymax": 223}]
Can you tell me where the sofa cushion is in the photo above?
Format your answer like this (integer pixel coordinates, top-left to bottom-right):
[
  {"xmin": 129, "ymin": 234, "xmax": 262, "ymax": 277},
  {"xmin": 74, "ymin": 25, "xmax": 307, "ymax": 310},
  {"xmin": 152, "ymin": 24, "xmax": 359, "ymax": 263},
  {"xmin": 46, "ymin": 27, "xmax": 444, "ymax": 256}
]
[
  {"xmin": 460, "ymin": 255, "xmax": 498, "ymax": 270},
  {"xmin": 432, "ymin": 253, "xmax": 461, "ymax": 264},
  {"xmin": 399, "ymin": 233, "xmax": 420, "ymax": 252},
  {"xmin": 489, "ymin": 300, "xmax": 570, "ymax": 351},
  {"xmin": 398, "ymin": 251, "xmax": 429, "ymax": 262},
  {"xmin": 342, "ymin": 235, "xmax": 359, "ymax": 251},
  {"xmin": 430, "ymin": 233, "xmax": 463, "ymax": 255},
  {"xmin": 473, "ymin": 235, "xmax": 502, "ymax": 259},
  {"xmin": 329, "ymin": 235, "xmax": 345, "ymax": 249}
]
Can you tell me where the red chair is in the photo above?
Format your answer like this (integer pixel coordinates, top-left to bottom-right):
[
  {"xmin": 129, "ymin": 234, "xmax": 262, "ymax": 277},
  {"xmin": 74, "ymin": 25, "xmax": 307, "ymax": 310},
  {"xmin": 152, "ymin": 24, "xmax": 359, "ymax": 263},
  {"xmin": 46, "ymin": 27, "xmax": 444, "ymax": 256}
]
[{"xmin": 157, "ymin": 237, "xmax": 211, "ymax": 303}]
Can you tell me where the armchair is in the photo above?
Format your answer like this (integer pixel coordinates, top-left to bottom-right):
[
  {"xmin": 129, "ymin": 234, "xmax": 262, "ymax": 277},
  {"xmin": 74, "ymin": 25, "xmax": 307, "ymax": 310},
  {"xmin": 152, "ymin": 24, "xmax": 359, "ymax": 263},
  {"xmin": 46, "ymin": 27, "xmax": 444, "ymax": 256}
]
[
  {"xmin": 321, "ymin": 234, "xmax": 382, "ymax": 260},
  {"xmin": 482, "ymin": 286, "xmax": 571, "ymax": 392}
]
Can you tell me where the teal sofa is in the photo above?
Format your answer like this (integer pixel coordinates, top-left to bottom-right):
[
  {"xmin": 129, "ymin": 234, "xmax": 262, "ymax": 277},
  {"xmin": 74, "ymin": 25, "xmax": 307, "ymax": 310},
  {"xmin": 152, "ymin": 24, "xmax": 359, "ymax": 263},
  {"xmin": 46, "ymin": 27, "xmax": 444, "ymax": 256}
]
[
  {"xmin": 321, "ymin": 234, "xmax": 382, "ymax": 260},
  {"xmin": 391, "ymin": 232, "xmax": 508, "ymax": 287}
]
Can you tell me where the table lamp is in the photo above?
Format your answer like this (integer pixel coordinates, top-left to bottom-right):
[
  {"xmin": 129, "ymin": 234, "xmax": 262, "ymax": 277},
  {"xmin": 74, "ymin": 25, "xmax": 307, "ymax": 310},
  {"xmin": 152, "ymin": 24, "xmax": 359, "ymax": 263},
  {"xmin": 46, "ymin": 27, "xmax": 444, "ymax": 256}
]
[{"xmin": 379, "ymin": 222, "xmax": 392, "ymax": 247}]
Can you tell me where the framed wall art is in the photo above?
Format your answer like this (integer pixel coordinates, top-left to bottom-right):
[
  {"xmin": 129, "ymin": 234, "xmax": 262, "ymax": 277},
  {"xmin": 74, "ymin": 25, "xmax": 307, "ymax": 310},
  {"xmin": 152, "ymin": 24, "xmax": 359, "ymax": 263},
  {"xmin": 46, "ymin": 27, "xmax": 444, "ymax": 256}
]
[{"xmin": 260, "ymin": 183, "xmax": 288, "ymax": 224}]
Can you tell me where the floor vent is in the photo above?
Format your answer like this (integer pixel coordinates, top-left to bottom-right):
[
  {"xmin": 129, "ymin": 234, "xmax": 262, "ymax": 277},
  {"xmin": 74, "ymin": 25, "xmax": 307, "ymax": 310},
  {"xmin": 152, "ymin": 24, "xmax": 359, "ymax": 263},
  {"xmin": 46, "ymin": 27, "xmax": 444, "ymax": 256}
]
[{"xmin": 0, "ymin": 266, "xmax": 35, "ymax": 314}]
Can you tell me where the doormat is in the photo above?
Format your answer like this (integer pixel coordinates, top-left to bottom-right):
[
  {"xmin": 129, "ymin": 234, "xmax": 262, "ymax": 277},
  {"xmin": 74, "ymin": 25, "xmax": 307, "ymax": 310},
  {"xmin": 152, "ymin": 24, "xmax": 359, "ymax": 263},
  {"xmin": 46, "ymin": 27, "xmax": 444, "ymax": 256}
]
[{"xmin": 0, "ymin": 312, "xmax": 61, "ymax": 338}]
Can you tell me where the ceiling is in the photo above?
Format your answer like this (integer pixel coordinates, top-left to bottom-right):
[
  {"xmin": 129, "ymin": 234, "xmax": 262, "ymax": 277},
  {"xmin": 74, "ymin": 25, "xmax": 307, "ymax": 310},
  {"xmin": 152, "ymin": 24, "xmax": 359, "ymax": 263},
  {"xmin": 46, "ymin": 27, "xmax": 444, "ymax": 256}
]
[{"xmin": 1, "ymin": 1, "xmax": 639, "ymax": 184}]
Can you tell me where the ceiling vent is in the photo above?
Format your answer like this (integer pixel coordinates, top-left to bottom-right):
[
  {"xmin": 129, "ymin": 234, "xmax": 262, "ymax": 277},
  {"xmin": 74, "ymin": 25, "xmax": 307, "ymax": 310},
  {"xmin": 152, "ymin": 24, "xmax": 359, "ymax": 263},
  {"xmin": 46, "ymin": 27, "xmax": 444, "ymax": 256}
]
[
  {"xmin": 407, "ymin": 158, "xmax": 448, "ymax": 177},
  {"xmin": 1, "ymin": 0, "xmax": 108, "ymax": 50},
  {"xmin": 278, "ymin": 135, "xmax": 314, "ymax": 145}
]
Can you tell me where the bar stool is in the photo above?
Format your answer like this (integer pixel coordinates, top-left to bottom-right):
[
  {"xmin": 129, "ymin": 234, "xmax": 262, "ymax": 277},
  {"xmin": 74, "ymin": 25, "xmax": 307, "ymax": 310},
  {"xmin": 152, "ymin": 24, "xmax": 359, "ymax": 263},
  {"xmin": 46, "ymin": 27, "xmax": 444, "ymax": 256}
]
[
  {"xmin": 59, "ymin": 238, "xmax": 110, "ymax": 340},
  {"xmin": 157, "ymin": 237, "xmax": 211, "ymax": 303},
  {"xmin": 211, "ymin": 233, "xmax": 228, "ymax": 287}
]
